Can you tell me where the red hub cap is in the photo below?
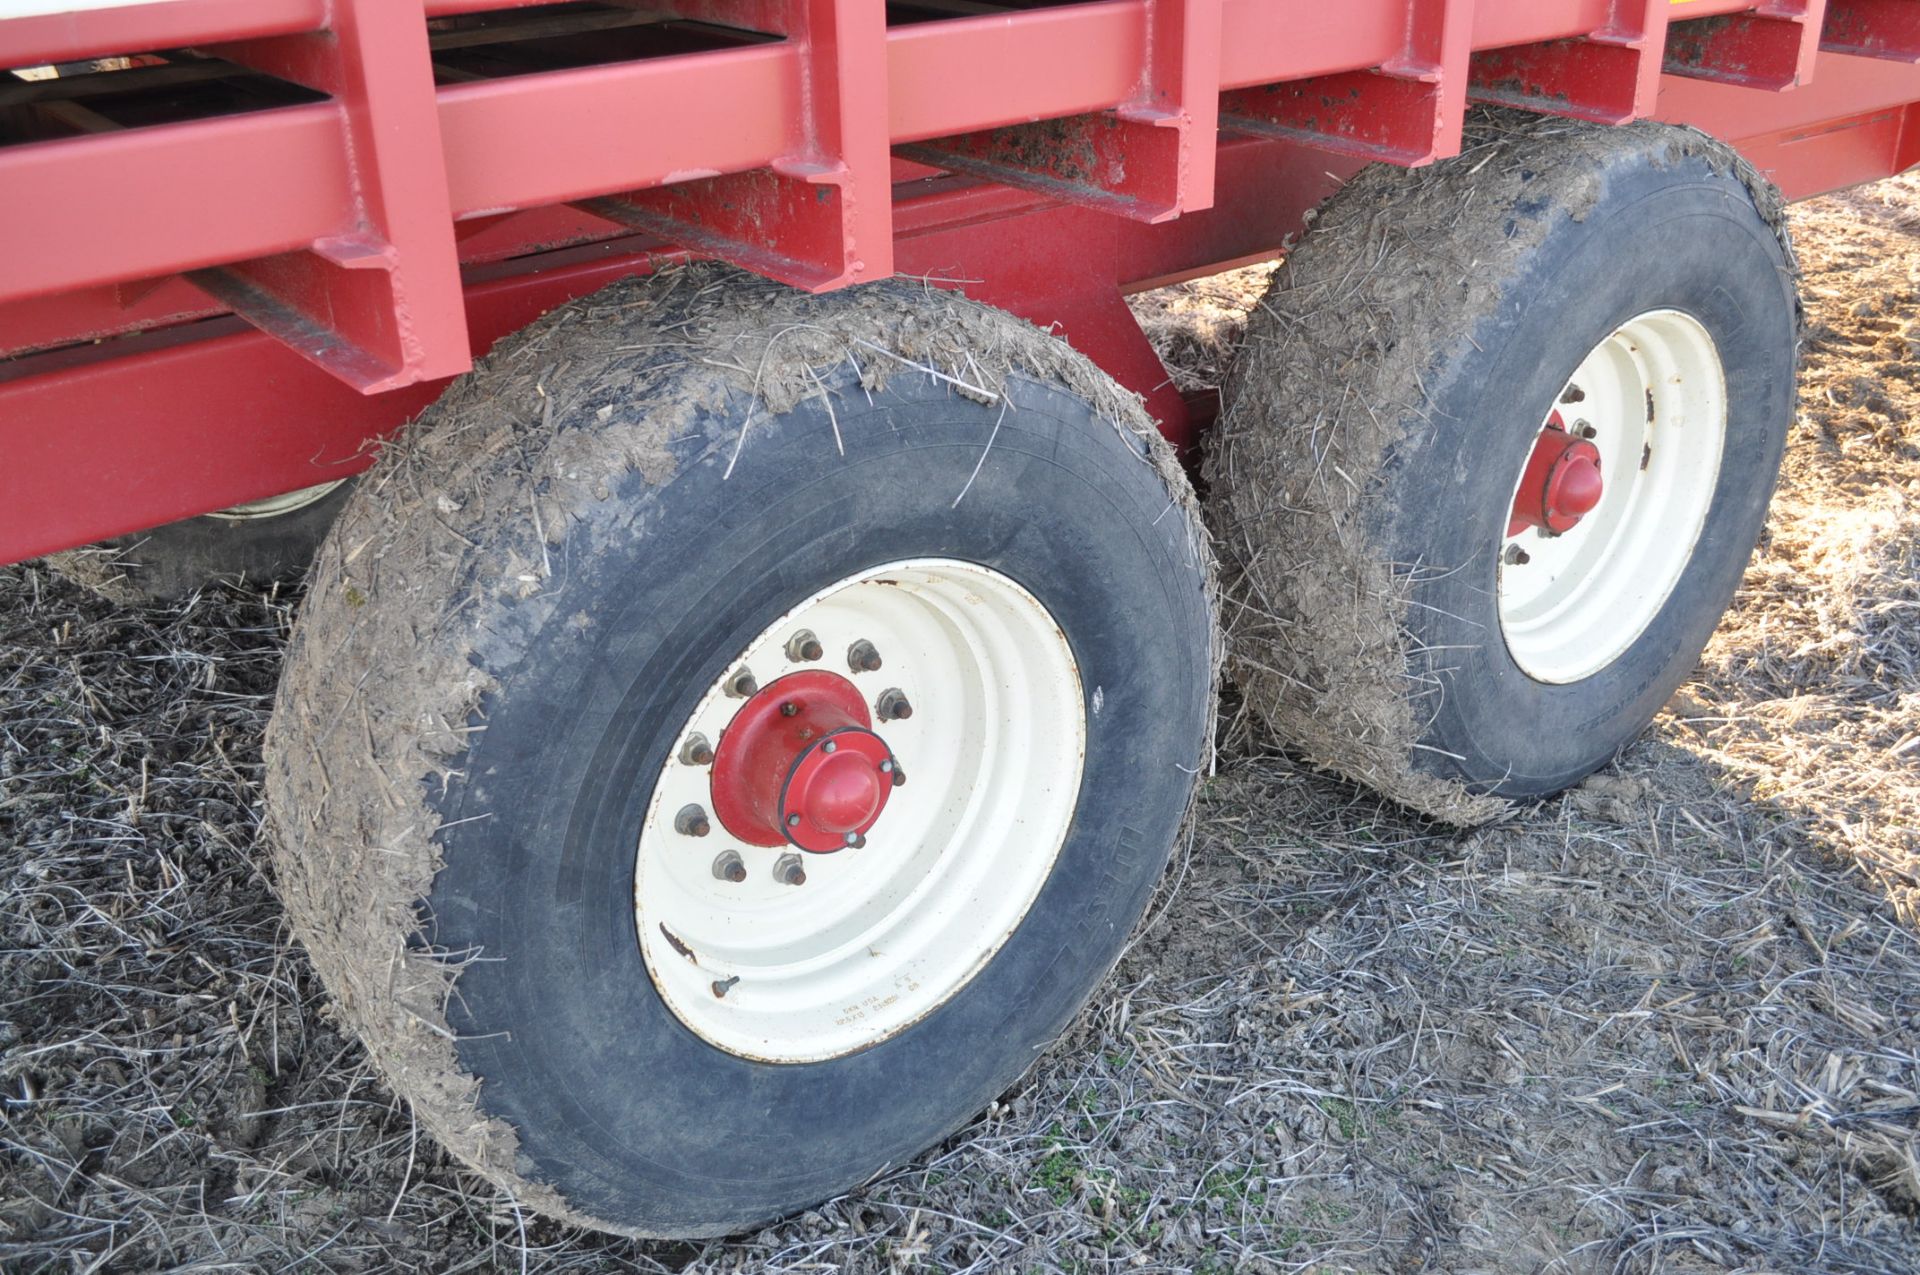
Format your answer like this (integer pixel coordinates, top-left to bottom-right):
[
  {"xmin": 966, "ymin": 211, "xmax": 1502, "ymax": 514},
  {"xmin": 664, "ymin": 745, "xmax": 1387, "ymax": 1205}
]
[
  {"xmin": 709, "ymin": 670, "xmax": 896, "ymax": 853},
  {"xmin": 1509, "ymin": 411, "xmax": 1605, "ymax": 537}
]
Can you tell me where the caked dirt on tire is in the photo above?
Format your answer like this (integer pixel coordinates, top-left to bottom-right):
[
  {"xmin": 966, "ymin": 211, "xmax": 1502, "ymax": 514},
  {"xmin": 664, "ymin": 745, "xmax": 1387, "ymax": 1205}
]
[{"xmin": 2, "ymin": 174, "xmax": 1917, "ymax": 1272}]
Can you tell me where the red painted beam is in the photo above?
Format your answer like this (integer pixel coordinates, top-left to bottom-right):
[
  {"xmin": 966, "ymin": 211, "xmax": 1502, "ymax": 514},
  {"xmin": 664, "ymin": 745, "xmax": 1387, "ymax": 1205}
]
[
  {"xmin": 0, "ymin": 238, "xmax": 690, "ymax": 564},
  {"xmin": 439, "ymin": 44, "xmax": 802, "ymax": 217},
  {"xmin": 0, "ymin": 106, "xmax": 351, "ymax": 300},
  {"xmin": 888, "ymin": 1, "xmax": 1148, "ymax": 142},
  {"xmin": 9, "ymin": 0, "xmax": 1920, "ymax": 321},
  {"xmin": 1656, "ymin": 47, "xmax": 1920, "ymax": 195},
  {"xmin": 0, "ymin": 0, "xmax": 323, "ymax": 67}
]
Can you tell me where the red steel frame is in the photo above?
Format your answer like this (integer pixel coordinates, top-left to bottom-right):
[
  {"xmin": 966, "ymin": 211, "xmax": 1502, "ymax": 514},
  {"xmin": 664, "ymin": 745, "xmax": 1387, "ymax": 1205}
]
[{"xmin": 4, "ymin": 0, "xmax": 1920, "ymax": 564}]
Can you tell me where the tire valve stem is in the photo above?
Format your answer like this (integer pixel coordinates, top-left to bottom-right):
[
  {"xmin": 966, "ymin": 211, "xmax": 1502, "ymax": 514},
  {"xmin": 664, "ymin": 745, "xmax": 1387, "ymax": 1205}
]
[
  {"xmin": 711, "ymin": 975, "xmax": 740, "ymax": 999},
  {"xmin": 774, "ymin": 853, "xmax": 807, "ymax": 886},
  {"xmin": 877, "ymin": 689, "xmax": 913, "ymax": 722},
  {"xmin": 726, "ymin": 667, "xmax": 758, "ymax": 698},
  {"xmin": 680, "ymin": 733, "xmax": 715, "ymax": 766},
  {"xmin": 786, "ymin": 629, "xmax": 825, "ymax": 663},
  {"xmin": 711, "ymin": 849, "xmax": 746, "ymax": 882},
  {"xmin": 675, "ymin": 804, "xmax": 712, "ymax": 837},
  {"xmin": 1504, "ymin": 544, "xmax": 1532, "ymax": 567},
  {"xmin": 848, "ymin": 639, "xmax": 883, "ymax": 674}
]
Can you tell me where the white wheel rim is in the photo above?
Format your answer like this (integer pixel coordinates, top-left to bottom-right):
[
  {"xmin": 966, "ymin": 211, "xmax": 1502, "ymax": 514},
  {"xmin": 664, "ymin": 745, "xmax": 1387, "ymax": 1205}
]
[
  {"xmin": 1498, "ymin": 310, "xmax": 1727, "ymax": 684},
  {"xmin": 635, "ymin": 559, "xmax": 1086, "ymax": 1063},
  {"xmin": 205, "ymin": 479, "xmax": 346, "ymax": 522}
]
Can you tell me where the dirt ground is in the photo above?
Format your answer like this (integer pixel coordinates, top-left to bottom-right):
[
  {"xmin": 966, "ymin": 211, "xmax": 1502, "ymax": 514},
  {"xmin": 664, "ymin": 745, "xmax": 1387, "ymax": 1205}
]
[{"xmin": 4, "ymin": 173, "xmax": 1918, "ymax": 1273}]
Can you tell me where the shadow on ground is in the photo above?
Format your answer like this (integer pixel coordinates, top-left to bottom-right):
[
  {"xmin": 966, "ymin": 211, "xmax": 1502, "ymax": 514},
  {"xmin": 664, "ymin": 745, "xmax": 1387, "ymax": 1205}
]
[{"xmin": 1, "ymin": 565, "xmax": 1917, "ymax": 1274}]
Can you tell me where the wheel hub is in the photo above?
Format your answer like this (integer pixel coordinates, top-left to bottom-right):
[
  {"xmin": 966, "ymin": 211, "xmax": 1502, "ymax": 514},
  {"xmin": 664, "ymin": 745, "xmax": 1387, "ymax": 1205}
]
[
  {"xmin": 1497, "ymin": 311, "xmax": 1728, "ymax": 684},
  {"xmin": 708, "ymin": 670, "xmax": 896, "ymax": 853},
  {"xmin": 1509, "ymin": 411, "xmax": 1604, "ymax": 536}
]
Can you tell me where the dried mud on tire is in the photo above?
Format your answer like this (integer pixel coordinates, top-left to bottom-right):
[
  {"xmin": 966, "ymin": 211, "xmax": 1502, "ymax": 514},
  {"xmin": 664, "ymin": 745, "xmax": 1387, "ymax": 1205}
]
[{"xmin": 5, "ymin": 177, "xmax": 1920, "ymax": 1273}]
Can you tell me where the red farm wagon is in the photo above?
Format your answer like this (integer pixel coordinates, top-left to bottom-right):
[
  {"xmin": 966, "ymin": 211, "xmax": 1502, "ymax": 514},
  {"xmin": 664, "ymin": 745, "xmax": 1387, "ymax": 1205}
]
[{"xmin": 4, "ymin": 0, "xmax": 1918, "ymax": 1237}]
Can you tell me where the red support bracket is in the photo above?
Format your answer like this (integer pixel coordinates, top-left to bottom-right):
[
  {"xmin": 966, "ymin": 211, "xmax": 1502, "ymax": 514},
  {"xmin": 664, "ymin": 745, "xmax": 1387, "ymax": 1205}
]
[
  {"xmin": 1469, "ymin": 1, "xmax": 1673, "ymax": 123},
  {"xmin": 896, "ymin": 0, "xmax": 1221, "ymax": 223},
  {"xmin": 582, "ymin": 0, "xmax": 892, "ymax": 290},
  {"xmin": 1219, "ymin": 0, "xmax": 1472, "ymax": 166},
  {"xmin": 1665, "ymin": 1, "xmax": 1829, "ymax": 91},
  {"xmin": 1824, "ymin": 0, "xmax": 1920, "ymax": 60},
  {"xmin": 200, "ymin": 0, "xmax": 470, "ymax": 393}
]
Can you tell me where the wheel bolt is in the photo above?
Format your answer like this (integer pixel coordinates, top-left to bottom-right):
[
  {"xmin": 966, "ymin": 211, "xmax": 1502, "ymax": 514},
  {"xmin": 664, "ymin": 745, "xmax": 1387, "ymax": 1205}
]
[
  {"xmin": 786, "ymin": 629, "xmax": 825, "ymax": 663},
  {"xmin": 1504, "ymin": 544, "xmax": 1532, "ymax": 567},
  {"xmin": 711, "ymin": 849, "xmax": 746, "ymax": 882},
  {"xmin": 1575, "ymin": 419, "xmax": 1598, "ymax": 440},
  {"xmin": 680, "ymin": 733, "xmax": 714, "ymax": 766},
  {"xmin": 774, "ymin": 853, "xmax": 807, "ymax": 886},
  {"xmin": 877, "ymin": 689, "xmax": 913, "ymax": 721},
  {"xmin": 844, "ymin": 832, "xmax": 865, "ymax": 849},
  {"xmin": 848, "ymin": 640, "xmax": 882, "ymax": 673},
  {"xmin": 675, "ymin": 804, "xmax": 712, "ymax": 837},
  {"xmin": 890, "ymin": 765, "xmax": 906, "ymax": 788},
  {"xmin": 726, "ymin": 667, "xmax": 758, "ymax": 698}
]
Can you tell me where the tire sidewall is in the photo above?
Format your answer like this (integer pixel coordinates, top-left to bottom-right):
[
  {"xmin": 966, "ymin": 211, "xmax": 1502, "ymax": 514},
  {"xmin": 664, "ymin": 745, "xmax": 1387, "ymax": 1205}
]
[
  {"xmin": 1384, "ymin": 157, "xmax": 1795, "ymax": 794},
  {"xmin": 427, "ymin": 369, "xmax": 1211, "ymax": 1233}
]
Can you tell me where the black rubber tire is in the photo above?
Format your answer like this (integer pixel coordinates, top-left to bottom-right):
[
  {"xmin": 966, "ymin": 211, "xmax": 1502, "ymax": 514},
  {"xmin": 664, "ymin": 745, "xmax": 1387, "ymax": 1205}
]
[
  {"xmin": 264, "ymin": 266, "xmax": 1216, "ymax": 1237},
  {"xmin": 1207, "ymin": 117, "xmax": 1798, "ymax": 822},
  {"xmin": 43, "ymin": 481, "xmax": 352, "ymax": 605}
]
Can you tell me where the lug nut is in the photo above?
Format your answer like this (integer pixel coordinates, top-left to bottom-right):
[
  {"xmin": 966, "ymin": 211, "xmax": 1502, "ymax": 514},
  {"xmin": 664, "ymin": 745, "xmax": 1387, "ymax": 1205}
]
[
  {"xmin": 844, "ymin": 832, "xmax": 866, "ymax": 849},
  {"xmin": 848, "ymin": 639, "xmax": 883, "ymax": 673},
  {"xmin": 726, "ymin": 667, "xmax": 758, "ymax": 698},
  {"xmin": 675, "ymin": 804, "xmax": 712, "ymax": 837},
  {"xmin": 877, "ymin": 689, "xmax": 913, "ymax": 721},
  {"xmin": 679, "ymin": 733, "xmax": 714, "ymax": 766},
  {"xmin": 890, "ymin": 764, "xmax": 906, "ymax": 788},
  {"xmin": 711, "ymin": 849, "xmax": 747, "ymax": 882},
  {"xmin": 1504, "ymin": 544, "xmax": 1532, "ymax": 566},
  {"xmin": 786, "ymin": 629, "xmax": 825, "ymax": 663},
  {"xmin": 1574, "ymin": 419, "xmax": 1598, "ymax": 440},
  {"xmin": 774, "ymin": 853, "xmax": 807, "ymax": 886}
]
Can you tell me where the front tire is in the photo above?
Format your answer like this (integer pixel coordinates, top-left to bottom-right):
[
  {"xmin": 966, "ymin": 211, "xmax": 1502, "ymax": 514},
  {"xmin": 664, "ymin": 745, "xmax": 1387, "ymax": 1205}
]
[
  {"xmin": 1207, "ymin": 117, "xmax": 1798, "ymax": 822},
  {"xmin": 264, "ymin": 266, "xmax": 1216, "ymax": 1237}
]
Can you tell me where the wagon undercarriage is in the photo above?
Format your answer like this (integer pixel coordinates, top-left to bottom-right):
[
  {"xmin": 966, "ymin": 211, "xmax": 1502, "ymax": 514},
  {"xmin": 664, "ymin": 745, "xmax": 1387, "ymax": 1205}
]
[{"xmin": 4, "ymin": 0, "xmax": 1920, "ymax": 562}]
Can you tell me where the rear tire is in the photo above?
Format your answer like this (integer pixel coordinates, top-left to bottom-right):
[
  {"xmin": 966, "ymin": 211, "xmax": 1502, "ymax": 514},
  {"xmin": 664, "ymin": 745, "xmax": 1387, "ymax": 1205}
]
[
  {"xmin": 263, "ymin": 265, "xmax": 1216, "ymax": 1237},
  {"xmin": 43, "ymin": 480, "xmax": 350, "ymax": 605},
  {"xmin": 1207, "ymin": 117, "xmax": 1799, "ymax": 822}
]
